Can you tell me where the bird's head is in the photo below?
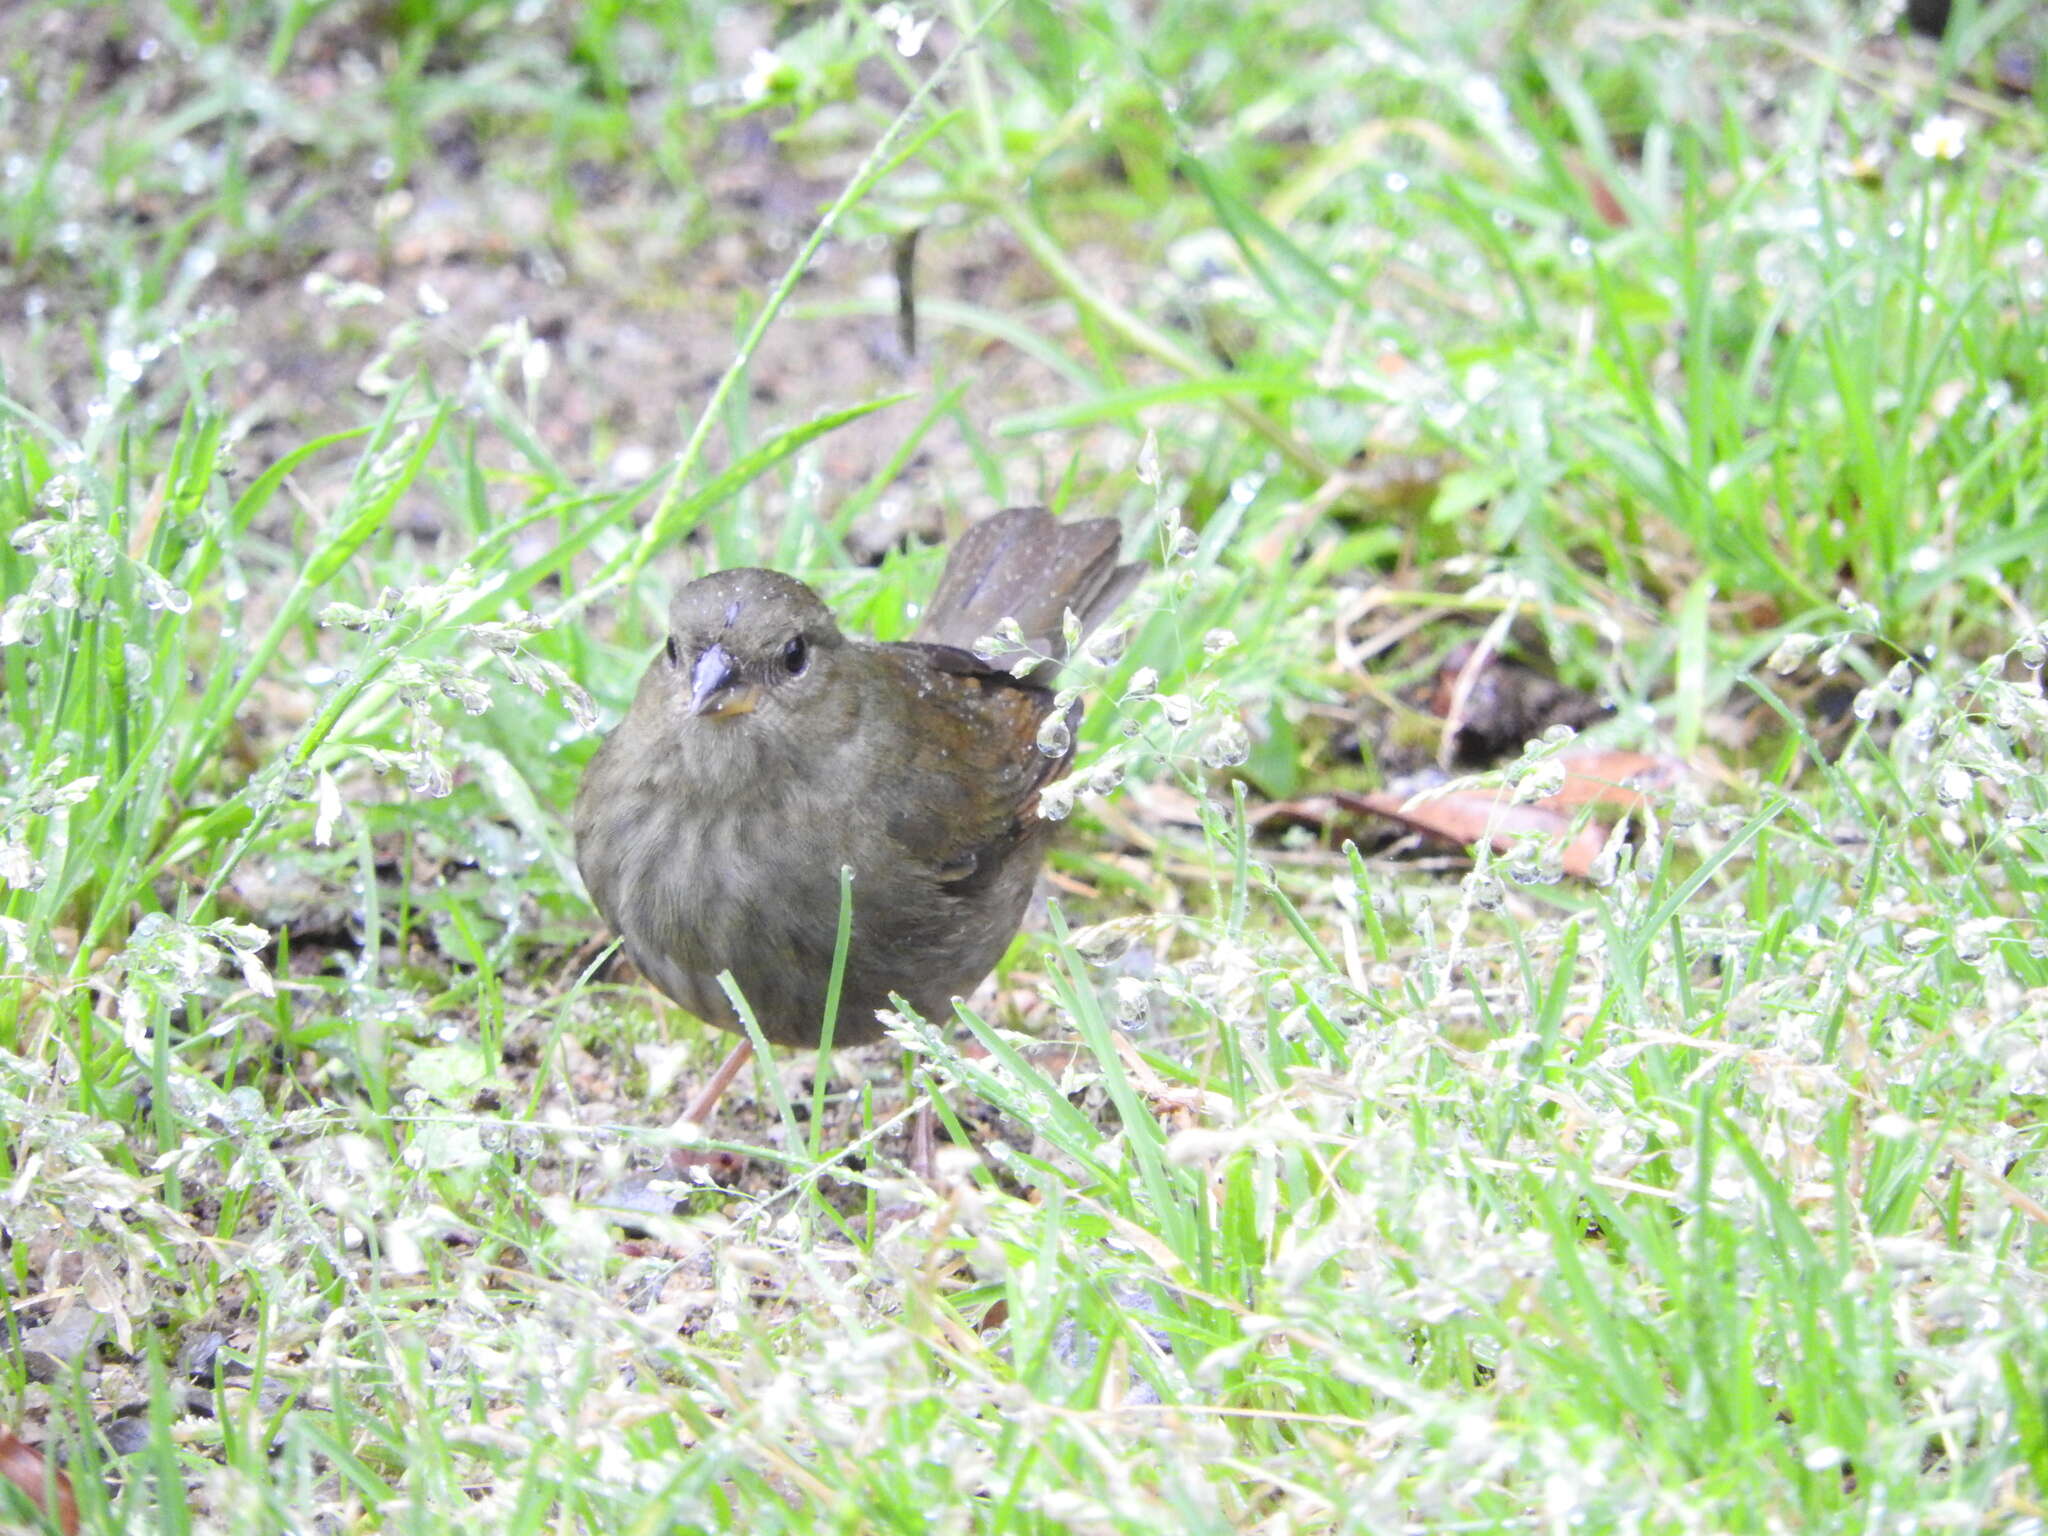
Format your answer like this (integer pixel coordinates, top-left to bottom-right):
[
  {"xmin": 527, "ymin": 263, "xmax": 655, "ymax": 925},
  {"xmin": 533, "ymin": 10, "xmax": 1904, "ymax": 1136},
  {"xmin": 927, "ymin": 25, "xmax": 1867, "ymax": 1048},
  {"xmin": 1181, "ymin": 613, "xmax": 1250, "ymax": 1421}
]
[{"xmin": 659, "ymin": 568, "xmax": 846, "ymax": 724}]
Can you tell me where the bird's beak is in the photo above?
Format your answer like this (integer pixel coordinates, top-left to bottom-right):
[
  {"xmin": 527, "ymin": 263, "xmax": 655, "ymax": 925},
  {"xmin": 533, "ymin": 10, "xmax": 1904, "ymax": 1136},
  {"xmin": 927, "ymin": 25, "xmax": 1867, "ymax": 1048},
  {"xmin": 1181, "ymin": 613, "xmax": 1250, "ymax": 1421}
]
[{"xmin": 688, "ymin": 643, "xmax": 757, "ymax": 718}]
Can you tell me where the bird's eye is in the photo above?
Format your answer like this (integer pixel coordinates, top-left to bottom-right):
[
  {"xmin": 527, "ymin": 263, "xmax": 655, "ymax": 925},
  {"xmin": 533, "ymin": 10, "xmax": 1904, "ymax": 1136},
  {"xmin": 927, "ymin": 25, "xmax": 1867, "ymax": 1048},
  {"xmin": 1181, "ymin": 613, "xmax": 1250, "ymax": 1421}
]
[
  {"xmin": 664, "ymin": 636, "xmax": 681, "ymax": 668},
  {"xmin": 782, "ymin": 635, "xmax": 809, "ymax": 675}
]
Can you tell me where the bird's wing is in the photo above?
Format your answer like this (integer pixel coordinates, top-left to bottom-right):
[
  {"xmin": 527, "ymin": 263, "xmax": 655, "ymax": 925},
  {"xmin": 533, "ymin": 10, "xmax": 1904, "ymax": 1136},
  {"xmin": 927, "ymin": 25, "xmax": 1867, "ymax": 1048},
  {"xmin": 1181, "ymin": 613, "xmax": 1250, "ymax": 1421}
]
[{"xmin": 865, "ymin": 642, "xmax": 1072, "ymax": 891}]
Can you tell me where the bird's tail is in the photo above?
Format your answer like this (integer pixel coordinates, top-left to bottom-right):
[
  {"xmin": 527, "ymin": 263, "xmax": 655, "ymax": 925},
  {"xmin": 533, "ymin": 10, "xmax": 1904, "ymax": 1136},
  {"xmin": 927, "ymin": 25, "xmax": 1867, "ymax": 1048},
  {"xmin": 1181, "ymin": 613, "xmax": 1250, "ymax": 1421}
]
[{"xmin": 915, "ymin": 506, "xmax": 1142, "ymax": 675}]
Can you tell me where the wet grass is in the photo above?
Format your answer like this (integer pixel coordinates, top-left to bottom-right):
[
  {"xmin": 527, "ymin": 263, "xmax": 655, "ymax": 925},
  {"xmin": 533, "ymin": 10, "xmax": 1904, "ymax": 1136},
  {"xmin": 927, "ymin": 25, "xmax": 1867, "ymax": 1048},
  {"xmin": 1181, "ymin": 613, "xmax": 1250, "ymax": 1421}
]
[{"xmin": 3, "ymin": 1, "xmax": 2048, "ymax": 1531}]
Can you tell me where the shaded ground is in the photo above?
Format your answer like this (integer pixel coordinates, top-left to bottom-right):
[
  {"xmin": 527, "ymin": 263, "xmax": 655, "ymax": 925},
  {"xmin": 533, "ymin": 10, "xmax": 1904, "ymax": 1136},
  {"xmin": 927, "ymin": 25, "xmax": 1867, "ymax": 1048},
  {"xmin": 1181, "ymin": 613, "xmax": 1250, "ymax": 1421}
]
[{"xmin": 1, "ymin": 5, "xmax": 1116, "ymax": 549}]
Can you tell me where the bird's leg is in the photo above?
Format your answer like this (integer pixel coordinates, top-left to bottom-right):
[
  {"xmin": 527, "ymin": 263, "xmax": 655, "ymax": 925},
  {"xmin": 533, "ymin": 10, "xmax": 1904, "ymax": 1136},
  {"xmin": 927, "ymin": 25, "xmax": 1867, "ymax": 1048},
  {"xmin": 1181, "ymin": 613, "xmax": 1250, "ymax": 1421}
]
[
  {"xmin": 683, "ymin": 1039, "xmax": 754, "ymax": 1125},
  {"xmin": 856, "ymin": 1091, "xmax": 940, "ymax": 1239},
  {"xmin": 663, "ymin": 1039, "xmax": 755, "ymax": 1175}
]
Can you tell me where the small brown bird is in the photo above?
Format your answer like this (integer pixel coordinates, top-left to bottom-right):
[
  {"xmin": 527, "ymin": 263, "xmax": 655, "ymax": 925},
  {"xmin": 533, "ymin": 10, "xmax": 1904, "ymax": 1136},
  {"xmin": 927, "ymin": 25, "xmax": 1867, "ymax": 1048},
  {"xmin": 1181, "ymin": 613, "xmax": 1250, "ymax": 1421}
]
[{"xmin": 574, "ymin": 507, "xmax": 1140, "ymax": 1158}]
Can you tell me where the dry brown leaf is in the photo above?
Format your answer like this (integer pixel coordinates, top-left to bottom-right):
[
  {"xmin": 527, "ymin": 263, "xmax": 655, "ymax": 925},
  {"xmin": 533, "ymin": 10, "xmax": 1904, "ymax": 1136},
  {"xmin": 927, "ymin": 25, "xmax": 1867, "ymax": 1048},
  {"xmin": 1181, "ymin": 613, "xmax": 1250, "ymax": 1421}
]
[
  {"xmin": 1334, "ymin": 788, "xmax": 1609, "ymax": 881},
  {"xmin": 1537, "ymin": 750, "xmax": 1688, "ymax": 813},
  {"xmin": 0, "ymin": 1431, "xmax": 79, "ymax": 1536}
]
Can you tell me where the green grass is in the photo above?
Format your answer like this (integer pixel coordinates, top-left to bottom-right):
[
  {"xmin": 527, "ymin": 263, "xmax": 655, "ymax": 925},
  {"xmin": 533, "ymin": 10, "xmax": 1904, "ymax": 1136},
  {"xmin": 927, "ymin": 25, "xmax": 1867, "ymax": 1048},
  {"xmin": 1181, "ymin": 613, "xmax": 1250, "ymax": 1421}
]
[{"xmin": 3, "ymin": 0, "xmax": 2048, "ymax": 1531}]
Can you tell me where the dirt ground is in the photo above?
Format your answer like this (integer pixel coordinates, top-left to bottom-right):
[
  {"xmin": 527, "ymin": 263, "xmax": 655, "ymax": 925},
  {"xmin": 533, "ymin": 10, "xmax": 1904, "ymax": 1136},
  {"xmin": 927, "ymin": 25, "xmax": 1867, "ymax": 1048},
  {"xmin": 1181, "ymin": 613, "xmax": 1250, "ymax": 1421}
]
[{"xmin": 0, "ymin": 6, "xmax": 1139, "ymax": 561}]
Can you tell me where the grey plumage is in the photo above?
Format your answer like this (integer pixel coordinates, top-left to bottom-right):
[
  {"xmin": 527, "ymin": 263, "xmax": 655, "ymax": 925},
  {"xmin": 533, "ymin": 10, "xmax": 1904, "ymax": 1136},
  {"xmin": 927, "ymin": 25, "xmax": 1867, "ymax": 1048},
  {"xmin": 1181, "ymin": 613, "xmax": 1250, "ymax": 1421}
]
[{"xmin": 573, "ymin": 507, "xmax": 1139, "ymax": 1049}]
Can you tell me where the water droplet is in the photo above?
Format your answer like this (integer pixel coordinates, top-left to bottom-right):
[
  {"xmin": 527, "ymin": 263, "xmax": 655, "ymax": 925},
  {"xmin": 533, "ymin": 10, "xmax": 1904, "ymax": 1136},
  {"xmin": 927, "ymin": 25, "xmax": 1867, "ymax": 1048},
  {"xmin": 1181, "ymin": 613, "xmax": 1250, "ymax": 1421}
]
[
  {"xmin": 1035, "ymin": 715, "xmax": 1072, "ymax": 757},
  {"xmin": 1199, "ymin": 718, "xmax": 1250, "ymax": 769},
  {"xmin": 1112, "ymin": 976, "xmax": 1152, "ymax": 1033},
  {"xmin": 1136, "ymin": 433, "xmax": 1160, "ymax": 488},
  {"xmin": 1464, "ymin": 872, "xmax": 1506, "ymax": 912},
  {"xmin": 1952, "ymin": 924, "xmax": 1993, "ymax": 965},
  {"xmin": 1767, "ymin": 632, "xmax": 1820, "ymax": 674},
  {"xmin": 1085, "ymin": 624, "xmax": 1130, "ymax": 664},
  {"xmin": 1511, "ymin": 758, "xmax": 1567, "ymax": 802}
]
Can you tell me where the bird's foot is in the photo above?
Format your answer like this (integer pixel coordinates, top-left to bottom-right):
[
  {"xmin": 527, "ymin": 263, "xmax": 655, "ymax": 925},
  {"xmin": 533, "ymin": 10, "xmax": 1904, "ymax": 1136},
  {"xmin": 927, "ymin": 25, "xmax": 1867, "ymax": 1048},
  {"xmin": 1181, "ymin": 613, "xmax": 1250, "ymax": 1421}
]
[{"xmin": 662, "ymin": 1144, "xmax": 747, "ymax": 1181}]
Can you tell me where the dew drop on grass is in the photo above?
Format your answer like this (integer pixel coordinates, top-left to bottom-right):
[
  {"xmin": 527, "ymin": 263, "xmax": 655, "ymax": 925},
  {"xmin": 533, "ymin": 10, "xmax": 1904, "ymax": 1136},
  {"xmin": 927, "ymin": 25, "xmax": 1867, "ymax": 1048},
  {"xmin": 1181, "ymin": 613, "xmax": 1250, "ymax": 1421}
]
[
  {"xmin": 2009, "ymin": 1051, "xmax": 2048, "ymax": 1095},
  {"xmin": 140, "ymin": 571, "xmax": 189, "ymax": 613},
  {"xmin": 1034, "ymin": 715, "xmax": 1072, "ymax": 757},
  {"xmin": 1767, "ymin": 632, "xmax": 1819, "ymax": 673},
  {"xmin": 1934, "ymin": 764, "xmax": 1973, "ymax": 807},
  {"xmin": 1123, "ymin": 668, "xmax": 1159, "ymax": 703},
  {"xmin": 1086, "ymin": 761, "xmax": 1124, "ymax": 795},
  {"xmin": 1199, "ymin": 718, "xmax": 1250, "ymax": 769},
  {"xmin": 1085, "ymin": 623, "xmax": 1130, "ymax": 665},
  {"xmin": 1507, "ymin": 847, "xmax": 1564, "ymax": 886},
  {"xmin": 0, "ymin": 837, "xmax": 45, "ymax": 891},
  {"xmin": 1900, "ymin": 926, "xmax": 1942, "ymax": 956},
  {"xmin": 1512, "ymin": 757, "xmax": 1567, "ymax": 802},
  {"xmin": 1852, "ymin": 689, "xmax": 1878, "ymax": 722},
  {"xmin": 1112, "ymin": 976, "xmax": 1152, "ymax": 1033}
]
